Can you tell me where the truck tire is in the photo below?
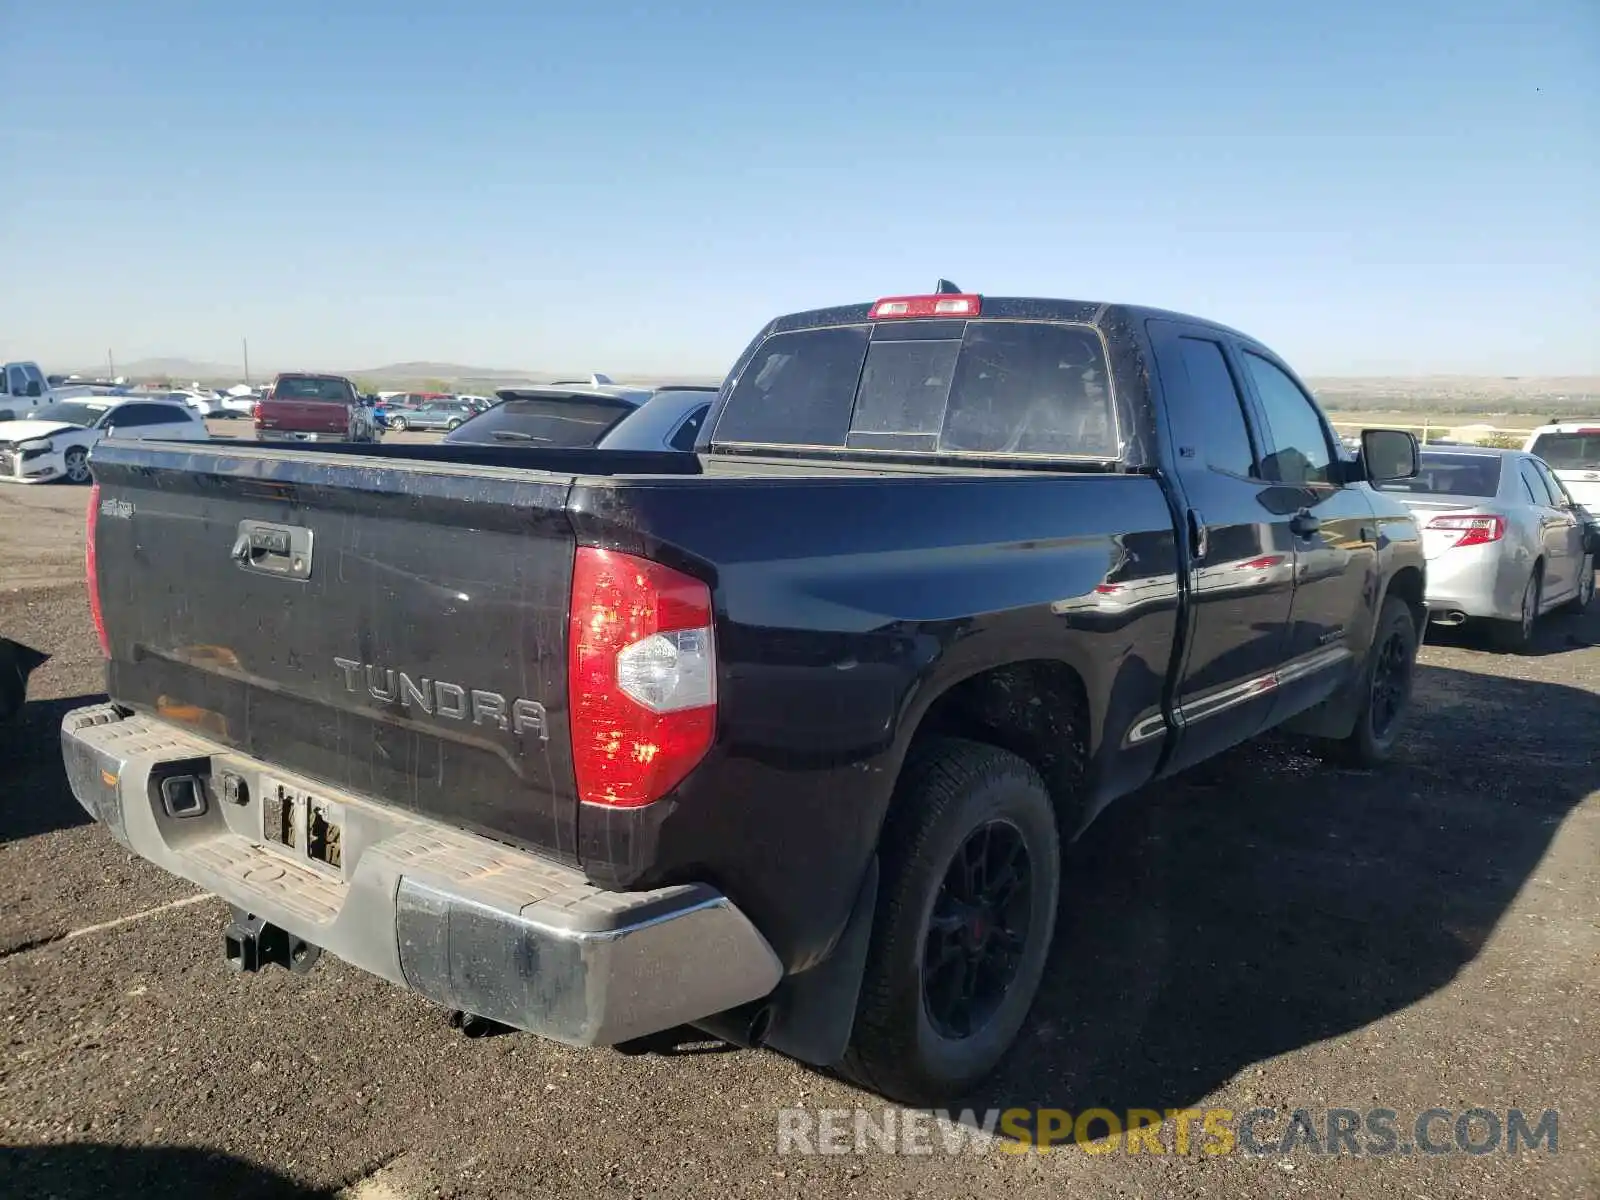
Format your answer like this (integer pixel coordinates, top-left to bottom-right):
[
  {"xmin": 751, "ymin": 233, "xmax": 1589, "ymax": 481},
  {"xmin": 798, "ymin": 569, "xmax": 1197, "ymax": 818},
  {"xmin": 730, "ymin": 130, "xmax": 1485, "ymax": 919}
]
[
  {"xmin": 1326, "ymin": 594, "xmax": 1418, "ymax": 767},
  {"xmin": 842, "ymin": 739, "xmax": 1059, "ymax": 1104},
  {"xmin": 1489, "ymin": 564, "xmax": 1542, "ymax": 654}
]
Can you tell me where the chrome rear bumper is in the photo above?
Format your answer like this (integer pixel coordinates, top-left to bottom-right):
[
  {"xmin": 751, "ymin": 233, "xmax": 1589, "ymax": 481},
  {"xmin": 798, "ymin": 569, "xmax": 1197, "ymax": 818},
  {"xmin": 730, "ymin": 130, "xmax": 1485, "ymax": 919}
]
[{"xmin": 61, "ymin": 704, "xmax": 782, "ymax": 1045}]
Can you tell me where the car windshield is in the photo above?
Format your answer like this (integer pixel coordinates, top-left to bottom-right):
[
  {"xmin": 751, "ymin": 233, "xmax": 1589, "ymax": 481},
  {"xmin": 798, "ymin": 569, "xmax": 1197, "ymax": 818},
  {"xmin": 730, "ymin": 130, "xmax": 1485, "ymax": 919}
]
[
  {"xmin": 712, "ymin": 319, "xmax": 1117, "ymax": 457},
  {"xmin": 1375, "ymin": 451, "xmax": 1503, "ymax": 497},
  {"xmin": 26, "ymin": 402, "xmax": 114, "ymax": 428},
  {"xmin": 448, "ymin": 391, "xmax": 639, "ymax": 447},
  {"xmin": 273, "ymin": 377, "xmax": 350, "ymax": 401},
  {"xmin": 1529, "ymin": 432, "xmax": 1600, "ymax": 470}
]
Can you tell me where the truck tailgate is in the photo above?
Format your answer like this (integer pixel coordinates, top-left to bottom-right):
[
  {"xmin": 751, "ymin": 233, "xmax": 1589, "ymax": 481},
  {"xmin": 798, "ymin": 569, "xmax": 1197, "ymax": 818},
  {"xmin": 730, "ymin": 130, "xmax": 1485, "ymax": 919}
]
[
  {"xmin": 257, "ymin": 399, "xmax": 349, "ymax": 433},
  {"xmin": 88, "ymin": 442, "xmax": 582, "ymax": 859}
]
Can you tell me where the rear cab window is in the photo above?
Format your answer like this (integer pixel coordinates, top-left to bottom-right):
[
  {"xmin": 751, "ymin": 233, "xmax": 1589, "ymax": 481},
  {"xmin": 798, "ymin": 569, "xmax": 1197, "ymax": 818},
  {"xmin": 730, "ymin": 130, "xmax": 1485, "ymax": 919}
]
[
  {"xmin": 712, "ymin": 319, "xmax": 1117, "ymax": 458},
  {"xmin": 274, "ymin": 376, "xmax": 353, "ymax": 402},
  {"xmin": 1530, "ymin": 432, "xmax": 1600, "ymax": 471}
]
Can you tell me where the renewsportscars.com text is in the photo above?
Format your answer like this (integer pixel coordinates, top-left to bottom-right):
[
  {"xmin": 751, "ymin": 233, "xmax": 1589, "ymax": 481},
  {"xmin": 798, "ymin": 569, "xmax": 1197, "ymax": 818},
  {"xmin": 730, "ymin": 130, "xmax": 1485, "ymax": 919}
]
[{"xmin": 775, "ymin": 1106, "xmax": 1560, "ymax": 1157}]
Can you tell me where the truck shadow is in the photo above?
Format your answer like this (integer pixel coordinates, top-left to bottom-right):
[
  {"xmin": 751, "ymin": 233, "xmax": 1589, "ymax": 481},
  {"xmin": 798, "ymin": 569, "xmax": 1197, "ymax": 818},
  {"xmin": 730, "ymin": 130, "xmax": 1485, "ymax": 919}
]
[
  {"xmin": 966, "ymin": 659, "xmax": 1595, "ymax": 1125},
  {"xmin": 0, "ymin": 1142, "xmax": 329, "ymax": 1199},
  {"xmin": 0, "ymin": 693, "xmax": 105, "ymax": 843}
]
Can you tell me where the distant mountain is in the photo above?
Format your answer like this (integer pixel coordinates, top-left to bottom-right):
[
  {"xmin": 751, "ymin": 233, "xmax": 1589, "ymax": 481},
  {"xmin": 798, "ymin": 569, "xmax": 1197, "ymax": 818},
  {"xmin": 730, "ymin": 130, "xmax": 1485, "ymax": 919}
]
[
  {"xmin": 348, "ymin": 361, "xmax": 539, "ymax": 383},
  {"xmin": 72, "ymin": 357, "xmax": 243, "ymax": 381}
]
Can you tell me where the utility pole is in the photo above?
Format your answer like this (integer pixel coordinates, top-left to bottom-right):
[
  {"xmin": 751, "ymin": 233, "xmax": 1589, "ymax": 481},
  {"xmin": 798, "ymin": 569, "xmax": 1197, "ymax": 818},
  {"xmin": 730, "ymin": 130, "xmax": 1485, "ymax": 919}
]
[
  {"xmin": 107, "ymin": 349, "xmax": 115, "ymax": 382},
  {"xmin": 242, "ymin": 337, "xmax": 251, "ymax": 384}
]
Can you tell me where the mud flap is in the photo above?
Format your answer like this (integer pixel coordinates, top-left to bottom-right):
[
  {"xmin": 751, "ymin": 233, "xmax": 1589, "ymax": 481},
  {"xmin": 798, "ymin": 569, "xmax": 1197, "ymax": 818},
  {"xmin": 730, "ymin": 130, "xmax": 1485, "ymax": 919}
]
[
  {"xmin": 1278, "ymin": 666, "xmax": 1364, "ymax": 741},
  {"xmin": 698, "ymin": 856, "xmax": 879, "ymax": 1067}
]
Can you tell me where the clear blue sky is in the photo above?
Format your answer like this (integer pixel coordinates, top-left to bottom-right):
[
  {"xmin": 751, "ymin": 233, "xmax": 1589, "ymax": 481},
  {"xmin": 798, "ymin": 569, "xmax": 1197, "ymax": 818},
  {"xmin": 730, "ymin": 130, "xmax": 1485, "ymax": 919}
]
[{"xmin": 1, "ymin": 0, "xmax": 1594, "ymax": 377}]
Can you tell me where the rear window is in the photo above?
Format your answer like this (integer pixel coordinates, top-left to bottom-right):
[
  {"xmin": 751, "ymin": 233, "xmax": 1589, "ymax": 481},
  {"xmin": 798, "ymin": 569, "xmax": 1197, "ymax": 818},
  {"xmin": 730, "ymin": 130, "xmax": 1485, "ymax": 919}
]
[
  {"xmin": 1375, "ymin": 452, "xmax": 1503, "ymax": 497},
  {"xmin": 447, "ymin": 392, "xmax": 637, "ymax": 447},
  {"xmin": 1529, "ymin": 432, "xmax": 1600, "ymax": 470},
  {"xmin": 713, "ymin": 320, "xmax": 1116, "ymax": 457},
  {"xmin": 274, "ymin": 377, "xmax": 352, "ymax": 402}
]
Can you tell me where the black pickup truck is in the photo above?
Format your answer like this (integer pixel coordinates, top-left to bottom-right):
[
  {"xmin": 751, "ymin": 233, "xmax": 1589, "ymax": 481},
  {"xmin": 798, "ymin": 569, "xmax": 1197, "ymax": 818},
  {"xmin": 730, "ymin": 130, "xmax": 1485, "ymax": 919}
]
[{"xmin": 63, "ymin": 289, "xmax": 1425, "ymax": 1103}]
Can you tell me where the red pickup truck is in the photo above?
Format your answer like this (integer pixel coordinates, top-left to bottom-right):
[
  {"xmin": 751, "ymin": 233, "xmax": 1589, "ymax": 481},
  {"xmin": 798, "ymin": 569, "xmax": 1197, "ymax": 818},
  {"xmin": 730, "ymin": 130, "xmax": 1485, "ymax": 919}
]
[{"xmin": 255, "ymin": 373, "xmax": 379, "ymax": 444}]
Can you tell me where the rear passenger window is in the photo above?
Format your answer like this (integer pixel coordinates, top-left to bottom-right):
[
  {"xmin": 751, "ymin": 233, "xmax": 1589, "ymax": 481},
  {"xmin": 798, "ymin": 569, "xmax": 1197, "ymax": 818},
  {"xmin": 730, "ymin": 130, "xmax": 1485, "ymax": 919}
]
[
  {"xmin": 1176, "ymin": 337, "xmax": 1256, "ymax": 477},
  {"xmin": 1533, "ymin": 460, "xmax": 1572, "ymax": 507},
  {"xmin": 116, "ymin": 403, "xmax": 187, "ymax": 427},
  {"xmin": 1241, "ymin": 352, "xmax": 1334, "ymax": 486},
  {"xmin": 1520, "ymin": 462, "xmax": 1555, "ymax": 507},
  {"xmin": 107, "ymin": 404, "xmax": 154, "ymax": 426},
  {"xmin": 669, "ymin": 404, "xmax": 709, "ymax": 451}
]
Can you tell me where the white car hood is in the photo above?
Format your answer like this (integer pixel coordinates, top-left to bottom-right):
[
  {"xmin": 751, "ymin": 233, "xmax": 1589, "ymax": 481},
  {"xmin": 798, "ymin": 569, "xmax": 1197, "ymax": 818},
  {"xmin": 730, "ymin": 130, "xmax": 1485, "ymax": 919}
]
[{"xmin": 0, "ymin": 420, "xmax": 90, "ymax": 442}]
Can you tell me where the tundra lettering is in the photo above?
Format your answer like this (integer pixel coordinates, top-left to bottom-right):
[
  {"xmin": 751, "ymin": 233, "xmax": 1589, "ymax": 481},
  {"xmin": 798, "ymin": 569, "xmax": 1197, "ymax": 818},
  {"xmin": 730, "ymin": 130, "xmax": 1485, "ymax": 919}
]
[{"xmin": 331, "ymin": 656, "xmax": 548, "ymax": 740}]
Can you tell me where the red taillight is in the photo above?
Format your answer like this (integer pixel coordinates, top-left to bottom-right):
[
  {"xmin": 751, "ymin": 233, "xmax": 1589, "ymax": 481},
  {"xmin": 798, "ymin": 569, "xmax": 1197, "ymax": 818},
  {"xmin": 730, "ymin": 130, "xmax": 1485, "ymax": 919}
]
[
  {"xmin": 868, "ymin": 293, "xmax": 982, "ymax": 319},
  {"xmin": 1428, "ymin": 514, "xmax": 1505, "ymax": 548},
  {"xmin": 568, "ymin": 548, "xmax": 716, "ymax": 808},
  {"xmin": 252, "ymin": 402, "xmax": 262, "ymax": 424},
  {"xmin": 85, "ymin": 484, "xmax": 110, "ymax": 658}
]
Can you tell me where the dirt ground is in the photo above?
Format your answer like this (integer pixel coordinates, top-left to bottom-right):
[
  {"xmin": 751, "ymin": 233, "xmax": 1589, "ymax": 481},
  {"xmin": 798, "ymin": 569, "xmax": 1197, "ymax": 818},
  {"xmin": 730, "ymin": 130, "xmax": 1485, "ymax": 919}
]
[{"xmin": 1, "ymin": 476, "xmax": 1596, "ymax": 1199}]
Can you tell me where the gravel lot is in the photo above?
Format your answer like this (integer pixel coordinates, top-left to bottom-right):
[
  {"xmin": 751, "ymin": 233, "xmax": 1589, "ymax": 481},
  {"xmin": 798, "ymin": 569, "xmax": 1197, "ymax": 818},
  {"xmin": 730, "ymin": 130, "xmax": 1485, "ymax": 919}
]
[{"xmin": 2, "ymin": 471, "xmax": 1596, "ymax": 1199}]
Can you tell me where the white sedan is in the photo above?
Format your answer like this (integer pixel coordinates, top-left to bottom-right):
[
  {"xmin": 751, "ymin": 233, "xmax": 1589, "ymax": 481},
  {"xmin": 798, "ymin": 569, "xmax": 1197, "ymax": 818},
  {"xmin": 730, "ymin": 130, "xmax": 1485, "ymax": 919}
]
[
  {"xmin": 215, "ymin": 393, "xmax": 262, "ymax": 419},
  {"xmin": 0, "ymin": 397, "xmax": 208, "ymax": 484}
]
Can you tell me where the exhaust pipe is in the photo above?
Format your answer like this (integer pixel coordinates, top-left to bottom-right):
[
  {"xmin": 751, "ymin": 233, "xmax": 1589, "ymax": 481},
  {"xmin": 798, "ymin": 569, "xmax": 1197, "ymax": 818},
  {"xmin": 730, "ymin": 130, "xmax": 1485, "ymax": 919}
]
[
  {"xmin": 222, "ymin": 908, "xmax": 321, "ymax": 974},
  {"xmin": 693, "ymin": 1000, "xmax": 775, "ymax": 1050},
  {"xmin": 1430, "ymin": 609, "xmax": 1468, "ymax": 627}
]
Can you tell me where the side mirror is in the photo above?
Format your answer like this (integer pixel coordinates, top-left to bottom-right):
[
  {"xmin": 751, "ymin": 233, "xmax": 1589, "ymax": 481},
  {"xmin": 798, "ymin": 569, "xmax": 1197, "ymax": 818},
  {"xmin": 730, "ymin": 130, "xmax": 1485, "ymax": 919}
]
[{"xmin": 1359, "ymin": 428, "xmax": 1419, "ymax": 484}]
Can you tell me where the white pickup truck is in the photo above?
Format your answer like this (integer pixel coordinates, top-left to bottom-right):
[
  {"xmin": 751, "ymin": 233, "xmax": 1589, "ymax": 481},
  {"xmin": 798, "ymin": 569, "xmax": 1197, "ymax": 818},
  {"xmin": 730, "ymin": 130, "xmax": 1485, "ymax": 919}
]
[
  {"xmin": 0, "ymin": 362, "xmax": 58, "ymax": 421},
  {"xmin": 1525, "ymin": 421, "xmax": 1600, "ymax": 523}
]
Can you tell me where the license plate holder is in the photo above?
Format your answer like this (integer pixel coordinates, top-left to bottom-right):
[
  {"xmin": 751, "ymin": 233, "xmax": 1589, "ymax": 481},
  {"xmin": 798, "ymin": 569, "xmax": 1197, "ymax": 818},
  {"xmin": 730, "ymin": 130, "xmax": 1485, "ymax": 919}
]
[{"xmin": 261, "ymin": 779, "xmax": 344, "ymax": 874}]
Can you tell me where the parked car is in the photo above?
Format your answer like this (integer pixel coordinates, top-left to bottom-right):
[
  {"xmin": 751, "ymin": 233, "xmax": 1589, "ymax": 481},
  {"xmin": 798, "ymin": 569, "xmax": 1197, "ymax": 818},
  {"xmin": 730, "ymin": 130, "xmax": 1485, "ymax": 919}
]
[
  {"xmin": 1376, "ymin": 446, "xmax": 1596, "ymax": 649},
  {"xmin": 0, "ymin": 361, "xmax": 60, "ymax": 421},
  {"xmin": 0, "ymin": 397, "xmax": 206, "ymax": 484},
  {"xmin": 159, "ymin": 389, "xmax": 224, "ymax": 419},
  {"xmin": 64, "ymin": 287, "xmax": 1425, "ymax": 1104},
  {"xmin": 255, "ymin": 373, "xmax": 379, "ymax": 443},
  {"xmin": 214, "ymin": 392, "xmax": 262, "ymax": 419},
  {"xmin": 1523, "ymin": 421, "xmax": 1600, "ymax": 522},
  {"xmin": 371, "ymin": 392, "xmax": 449, "ymax": 428},
  {"xmin": 385, "ymin": 400, "xmax": 477, "ymax": 431},
  {"xmin": 445, "ymin": 383, "xmax": 718, "ymax": 451}
]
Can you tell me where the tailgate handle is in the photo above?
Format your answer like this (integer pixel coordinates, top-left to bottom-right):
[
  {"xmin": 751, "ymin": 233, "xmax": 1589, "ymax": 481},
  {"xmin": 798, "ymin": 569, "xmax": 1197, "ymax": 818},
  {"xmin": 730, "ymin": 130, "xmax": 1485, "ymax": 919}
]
[{"xmin": 232, "ymin": 520, "xmax": 314, "ymax": 580}]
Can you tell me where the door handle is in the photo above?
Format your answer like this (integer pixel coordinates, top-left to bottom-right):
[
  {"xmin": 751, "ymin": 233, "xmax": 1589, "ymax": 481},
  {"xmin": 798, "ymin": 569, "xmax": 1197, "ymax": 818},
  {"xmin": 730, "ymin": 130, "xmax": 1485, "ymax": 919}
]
[
  {"xmin": 1186, "ymin": 509, "xmax": 1208, "ymax": 561},
  {"xmin": 1290, "ymin": 510, "xmax": 1321, "ymax": 538}
]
